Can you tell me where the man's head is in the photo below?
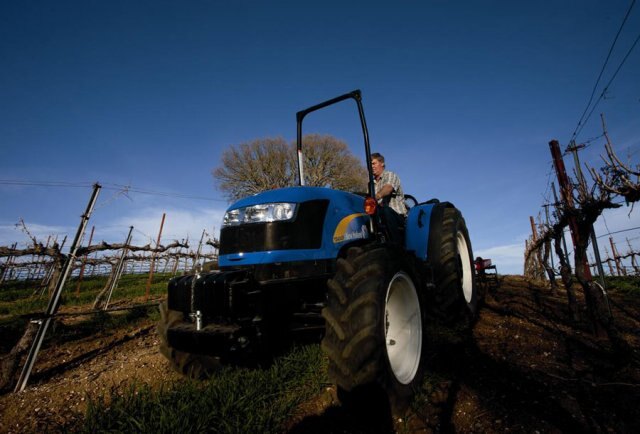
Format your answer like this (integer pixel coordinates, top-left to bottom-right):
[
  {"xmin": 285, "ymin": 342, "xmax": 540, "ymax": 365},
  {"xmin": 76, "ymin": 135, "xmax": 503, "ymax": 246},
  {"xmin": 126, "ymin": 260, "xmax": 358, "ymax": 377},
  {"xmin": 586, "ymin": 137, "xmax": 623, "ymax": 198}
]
[{"xmin": 371, "ymin": 152, "xmax": 385, "ymax": 178}]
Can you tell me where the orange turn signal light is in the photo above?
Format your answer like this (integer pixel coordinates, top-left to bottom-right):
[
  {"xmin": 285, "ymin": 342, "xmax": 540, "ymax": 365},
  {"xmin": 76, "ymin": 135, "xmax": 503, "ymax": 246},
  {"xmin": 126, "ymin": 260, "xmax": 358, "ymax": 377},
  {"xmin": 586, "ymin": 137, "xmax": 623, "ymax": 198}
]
[{"xmin": 364, "ymin": 197, "xmax": 377, "ymax": 215}]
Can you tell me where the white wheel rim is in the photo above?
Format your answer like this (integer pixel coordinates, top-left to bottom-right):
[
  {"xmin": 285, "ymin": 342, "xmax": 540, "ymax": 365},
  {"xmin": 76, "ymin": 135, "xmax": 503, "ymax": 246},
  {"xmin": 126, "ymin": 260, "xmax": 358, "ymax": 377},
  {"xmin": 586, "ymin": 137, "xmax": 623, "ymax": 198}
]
[
  {"xmin": 385, "ymin": 272, "xmax": 422, "ymax": 385},
  {"xmin": 457, "ymin": 231, "xmax": 473, "ymax": 303}
]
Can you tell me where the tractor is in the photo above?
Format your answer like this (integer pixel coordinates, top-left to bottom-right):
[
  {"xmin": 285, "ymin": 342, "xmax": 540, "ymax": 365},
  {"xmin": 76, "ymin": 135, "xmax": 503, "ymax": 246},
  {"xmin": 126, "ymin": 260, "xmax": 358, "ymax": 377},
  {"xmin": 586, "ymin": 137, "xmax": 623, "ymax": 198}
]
[{"xmin": 158, "ymin": 90, "xmax": 478, "ymax": 409}]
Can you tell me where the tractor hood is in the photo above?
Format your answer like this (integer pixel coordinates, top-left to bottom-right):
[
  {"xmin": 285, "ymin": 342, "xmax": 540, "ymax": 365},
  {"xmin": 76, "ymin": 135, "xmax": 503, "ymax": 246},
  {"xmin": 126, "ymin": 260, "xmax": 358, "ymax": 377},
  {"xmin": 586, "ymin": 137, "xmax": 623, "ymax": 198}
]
[{"xmin": 218, "ymin": 186, "xmax": 371, "ymax": 268}]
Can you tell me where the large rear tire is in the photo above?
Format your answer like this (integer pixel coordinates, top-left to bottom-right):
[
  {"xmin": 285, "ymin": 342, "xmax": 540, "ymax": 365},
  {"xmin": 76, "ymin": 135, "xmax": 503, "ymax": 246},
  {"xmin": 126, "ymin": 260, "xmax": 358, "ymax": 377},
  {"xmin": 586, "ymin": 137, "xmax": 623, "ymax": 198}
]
[
  {"xmin": 429, "ymin": 207, "xmax": 478, "ymax": 327},
  {"xmin": 322, "ymin": 246, "xmax": 425, "ymax": 411},
  {"xmin": 157, "ymin": 301, "xmax": 220, "ymax": 379}
]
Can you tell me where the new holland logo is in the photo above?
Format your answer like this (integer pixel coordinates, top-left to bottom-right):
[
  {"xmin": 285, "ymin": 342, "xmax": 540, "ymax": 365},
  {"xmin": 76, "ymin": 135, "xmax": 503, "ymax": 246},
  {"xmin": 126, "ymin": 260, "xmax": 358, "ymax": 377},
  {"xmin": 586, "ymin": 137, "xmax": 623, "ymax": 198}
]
[{"xmin": 333, "ymin": 213, "xmax": 369, "ymax": 244}]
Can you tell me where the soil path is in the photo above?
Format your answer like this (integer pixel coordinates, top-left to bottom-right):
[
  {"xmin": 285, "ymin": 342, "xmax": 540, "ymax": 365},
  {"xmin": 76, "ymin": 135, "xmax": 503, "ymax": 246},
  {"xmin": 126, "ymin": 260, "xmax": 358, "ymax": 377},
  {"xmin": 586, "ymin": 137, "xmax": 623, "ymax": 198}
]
[
  {"xmin": 289, "ymin": 276, "xmax": 640, "ymax": 433},
  {"xmin": 0, "ymin": 318, "xmax": 182, "ymax": 433}
]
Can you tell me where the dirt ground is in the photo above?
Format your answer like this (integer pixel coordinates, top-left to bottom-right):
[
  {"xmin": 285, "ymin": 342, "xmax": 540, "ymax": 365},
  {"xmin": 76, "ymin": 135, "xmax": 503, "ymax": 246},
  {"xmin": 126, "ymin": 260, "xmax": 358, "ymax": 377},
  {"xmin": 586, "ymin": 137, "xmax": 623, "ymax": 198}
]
[
  {"xmin": 1, "ymin": 276, "xmax": 638, "ymax": 433},
  {"xmin": 0, "ymin": 311, "xmax": 183, "ymax": 433},
  {"xmin": 287, "ymin": 276, "xmax": 640, "ymax": 434}
]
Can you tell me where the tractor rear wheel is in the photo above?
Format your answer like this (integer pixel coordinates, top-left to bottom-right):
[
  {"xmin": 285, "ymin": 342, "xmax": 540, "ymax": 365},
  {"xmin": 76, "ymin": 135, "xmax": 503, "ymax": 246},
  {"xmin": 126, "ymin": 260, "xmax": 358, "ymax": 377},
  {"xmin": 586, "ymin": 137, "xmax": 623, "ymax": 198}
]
[
  {"xmin": 429, "ymin": 207, "xmax": 478, "ymax": 327},
  {"xmin": 157, "ymin": 301, "xmax": 220, "ymax": 379},
  {"xmin": 322, "ymin": 246, "xmax": 425, "ymax": 411}
]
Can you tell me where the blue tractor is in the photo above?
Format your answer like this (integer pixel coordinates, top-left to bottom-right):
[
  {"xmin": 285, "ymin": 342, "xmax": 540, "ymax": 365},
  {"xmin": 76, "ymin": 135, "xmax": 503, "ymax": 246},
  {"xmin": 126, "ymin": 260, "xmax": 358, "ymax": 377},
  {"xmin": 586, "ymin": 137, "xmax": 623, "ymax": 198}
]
[{"xmin": 158, "ymin": 90, "xmax": 478, "ymax": 409}]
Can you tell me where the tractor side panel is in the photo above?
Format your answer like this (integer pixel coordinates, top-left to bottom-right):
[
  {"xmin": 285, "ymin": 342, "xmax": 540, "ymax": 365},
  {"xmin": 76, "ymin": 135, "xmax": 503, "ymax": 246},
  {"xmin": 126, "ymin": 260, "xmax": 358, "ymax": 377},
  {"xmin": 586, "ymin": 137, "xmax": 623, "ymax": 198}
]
[{"xmin": 405, "ymin": 203, "xmax": 437, "ymax": 261}]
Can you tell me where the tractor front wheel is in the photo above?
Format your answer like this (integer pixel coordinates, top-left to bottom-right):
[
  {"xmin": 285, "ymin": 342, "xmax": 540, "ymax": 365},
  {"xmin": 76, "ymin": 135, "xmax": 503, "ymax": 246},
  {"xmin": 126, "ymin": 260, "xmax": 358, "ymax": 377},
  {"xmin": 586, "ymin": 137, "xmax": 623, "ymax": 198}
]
[
  {"xmin": 322, "ymin": 246, "xmax": 425, "ymax": 411},
  {"xmin": 157, "ymin": 301, "xmax": 221, "ymax": 379}
]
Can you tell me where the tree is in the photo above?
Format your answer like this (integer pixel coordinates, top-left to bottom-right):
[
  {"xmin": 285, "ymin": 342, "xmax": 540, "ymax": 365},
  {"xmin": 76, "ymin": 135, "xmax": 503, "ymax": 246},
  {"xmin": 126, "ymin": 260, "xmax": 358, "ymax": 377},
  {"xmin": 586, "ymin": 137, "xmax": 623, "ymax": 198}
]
[
  {"xmin": 213, "ymin": 137, "xmax": 294, "ymax": 202},
  {"xmin": 213, "ymin": 134, "xmax": 368, "ymax": 201},
  {"xmin": 526, "ymin": 139, "xmax": 638, "ymax": 345},
  {"xmin": 300, "ymin": 134, "xmax": 368, "ymax": 192}
]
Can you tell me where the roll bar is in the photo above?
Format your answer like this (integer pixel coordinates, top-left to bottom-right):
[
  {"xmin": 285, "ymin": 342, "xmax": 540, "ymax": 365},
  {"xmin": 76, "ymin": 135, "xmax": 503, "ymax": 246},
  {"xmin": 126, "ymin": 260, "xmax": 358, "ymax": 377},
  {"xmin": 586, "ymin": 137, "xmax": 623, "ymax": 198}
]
[{"xmin": 295, "ymin": 89, "xmax": 375, "ymax": 200}]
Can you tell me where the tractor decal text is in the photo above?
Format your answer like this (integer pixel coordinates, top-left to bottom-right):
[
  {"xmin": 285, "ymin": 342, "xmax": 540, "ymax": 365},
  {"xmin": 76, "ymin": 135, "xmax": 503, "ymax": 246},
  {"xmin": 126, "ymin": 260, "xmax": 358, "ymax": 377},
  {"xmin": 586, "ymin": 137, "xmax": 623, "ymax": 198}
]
[{"xmin": 333, "ymin": 213, "xmax": 369, "ymax": 244}]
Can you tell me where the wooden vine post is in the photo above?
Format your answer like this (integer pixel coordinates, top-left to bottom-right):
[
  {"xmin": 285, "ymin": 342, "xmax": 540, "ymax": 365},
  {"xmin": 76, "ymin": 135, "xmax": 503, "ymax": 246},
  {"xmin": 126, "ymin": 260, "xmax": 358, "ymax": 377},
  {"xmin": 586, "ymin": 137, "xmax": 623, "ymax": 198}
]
[
  {"xmin": 549, "ymin": 140, "xmax": 592, "ymax": 279},
  {"xmin": 103, "ymin": 226, "xmax": 134, "ymax": 310},
  {"xmin": 145, "ymin": 213, "xmax": 166, "ymax": 300},
  {"xmin": 75, "ymin": 225, "xmax": 95, "ymax": 296}
]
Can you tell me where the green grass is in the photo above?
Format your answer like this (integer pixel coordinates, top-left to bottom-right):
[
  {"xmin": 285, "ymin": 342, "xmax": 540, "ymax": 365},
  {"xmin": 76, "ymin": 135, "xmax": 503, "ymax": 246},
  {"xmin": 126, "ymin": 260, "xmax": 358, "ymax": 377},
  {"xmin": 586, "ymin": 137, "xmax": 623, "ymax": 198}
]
[
  {"xmin": 602, "ymin": 275, "xmax": 640, "ymax": 294},
  {"xmin": 49, "ymin": 306, "xmax": 156, "ymax": 346},
  {"xmin": 78, "ymin": 344, "xmax": 328, "ymax": 434},
  {"xmin": 0, "ymin": 273, "xmax": 172, "ymax": 317},
  {"xmin": 0, "ymin": 273, "xmax": 171, "ymax": 353}
]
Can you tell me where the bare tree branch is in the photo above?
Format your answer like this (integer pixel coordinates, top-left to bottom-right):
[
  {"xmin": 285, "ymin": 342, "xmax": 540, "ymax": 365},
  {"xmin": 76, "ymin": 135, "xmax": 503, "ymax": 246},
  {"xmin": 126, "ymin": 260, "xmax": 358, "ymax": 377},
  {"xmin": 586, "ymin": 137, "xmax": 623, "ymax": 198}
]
[
  {"xmin": 589, "ymin": 143, "xmax": 640, "ymax": 205},
  {"xmin": 212, "ymin": 135, "xmax": 367, "ymax": 201}
]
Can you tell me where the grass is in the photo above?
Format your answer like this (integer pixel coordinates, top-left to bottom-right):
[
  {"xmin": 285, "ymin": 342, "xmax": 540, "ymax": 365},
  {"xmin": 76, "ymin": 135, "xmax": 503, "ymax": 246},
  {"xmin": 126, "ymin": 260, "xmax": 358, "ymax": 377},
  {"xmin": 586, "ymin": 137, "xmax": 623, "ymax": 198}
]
[
  {"xmin": 0, "ymin": 272, "xmax": 171, "ymax": 317},
  {"xmin": 49, "ymin": 306, "xmax": 158, "ymax": 347},
  {"xmin": 0, "ymin": 272, "xmax": 171, "ymax": 353},
  {"xmin": 602, "ymin": 275, "xmax": 640, "ymax": 294},
  {"xmin": 78, "ymin": 344, "xmax": 328, "ymax": 434}
]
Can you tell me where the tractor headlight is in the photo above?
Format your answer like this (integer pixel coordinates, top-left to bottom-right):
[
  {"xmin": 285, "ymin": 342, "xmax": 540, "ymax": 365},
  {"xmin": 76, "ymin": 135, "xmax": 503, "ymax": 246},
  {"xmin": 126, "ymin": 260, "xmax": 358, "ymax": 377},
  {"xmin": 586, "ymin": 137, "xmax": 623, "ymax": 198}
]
[
  {"xmin": 223, "ymin": 209, "xmax": 241, "ymax": 226},
  {"xmin": 223, "ymin": 203, "xmax": 298, "ymax": 226}
]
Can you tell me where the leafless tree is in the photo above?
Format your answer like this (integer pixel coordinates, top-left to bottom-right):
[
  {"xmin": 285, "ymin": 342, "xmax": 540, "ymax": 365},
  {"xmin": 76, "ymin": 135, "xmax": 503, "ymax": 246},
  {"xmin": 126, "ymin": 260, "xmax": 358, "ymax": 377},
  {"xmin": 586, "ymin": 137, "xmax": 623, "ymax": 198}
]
[
  {"xmin": 589, "ymin": 142, "xmax": 640, "ymax": 206},
  {"xmin": 213, "ymin": 137, "xmax": 294, "ymax": 201},
  {"xmin": 540, "ymin": 229, "xmax": 559, "ymax": 292},
  {"xmin": 526, "ymin": 134, "xmax": 640, "ymax": 345},
  {"xmin": 552, "ymin": 226, "xmax": 580, "ymax": 321},
  {"xmin": 568, "ymin": 179, "xmax": 621, "ymax": 338},
  {"xmin": 212, "ymin": 134, "xmax": 367, "ymax": 201},
  {"xmin": 524, "ymin": 239, "xmax": 545, "ymax": 281},
  {"xmin": 299, "ymin": 134, "xmax": 368, "ymax": 192}
]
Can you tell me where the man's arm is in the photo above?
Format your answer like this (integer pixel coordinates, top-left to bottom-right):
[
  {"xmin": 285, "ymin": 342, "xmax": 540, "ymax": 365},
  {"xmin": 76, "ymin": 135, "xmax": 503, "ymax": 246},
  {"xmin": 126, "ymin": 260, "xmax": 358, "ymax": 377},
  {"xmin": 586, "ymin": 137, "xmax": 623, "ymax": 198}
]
[
  {"xmin": 376, "ymin": 171, "xmax": 402, "ymax": 200},
  {"xmin": 376, "ymin": 170, "xmax": 400, "ymax": 200},
  {"xmin": 375, "ymin": 183, "xmax": 394, "ymax": 200}
]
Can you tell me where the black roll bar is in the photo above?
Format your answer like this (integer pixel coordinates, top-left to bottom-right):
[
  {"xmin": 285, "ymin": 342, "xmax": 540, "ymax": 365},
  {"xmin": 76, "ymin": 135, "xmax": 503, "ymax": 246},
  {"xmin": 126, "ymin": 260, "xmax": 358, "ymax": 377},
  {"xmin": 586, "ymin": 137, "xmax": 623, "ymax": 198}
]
[{"xmin": 295, "ymin": 89, "xmax": 375, "ymax": 201}]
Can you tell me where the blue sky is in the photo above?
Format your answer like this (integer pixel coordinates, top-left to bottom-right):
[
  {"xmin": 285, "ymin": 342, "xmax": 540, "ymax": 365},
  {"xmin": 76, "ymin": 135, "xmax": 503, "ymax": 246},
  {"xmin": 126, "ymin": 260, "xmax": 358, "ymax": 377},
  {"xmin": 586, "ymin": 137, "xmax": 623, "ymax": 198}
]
[{"xmin": 1, "ymin": 1, "xmax": 639, "ymax": 274}]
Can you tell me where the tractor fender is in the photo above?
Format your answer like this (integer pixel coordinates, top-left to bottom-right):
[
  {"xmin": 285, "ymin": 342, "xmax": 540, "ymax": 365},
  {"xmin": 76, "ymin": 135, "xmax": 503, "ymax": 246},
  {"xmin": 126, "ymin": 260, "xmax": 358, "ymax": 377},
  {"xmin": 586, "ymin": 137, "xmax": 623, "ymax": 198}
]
[{"xmin": 405, "ymin": 201, "xmax": 455, "ymax": 261}]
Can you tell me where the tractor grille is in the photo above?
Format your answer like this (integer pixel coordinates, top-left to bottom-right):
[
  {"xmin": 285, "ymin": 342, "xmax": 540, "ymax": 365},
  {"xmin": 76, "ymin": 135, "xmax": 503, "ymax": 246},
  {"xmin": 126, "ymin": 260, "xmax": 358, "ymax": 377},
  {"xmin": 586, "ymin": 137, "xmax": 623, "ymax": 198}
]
[
  {"xmin": 219, "ymin": 199, "xmax": 329, "ymax": 254},
  {"xmin": 167, "ymin": 270, "xmax": 254, "ymax": 320}
]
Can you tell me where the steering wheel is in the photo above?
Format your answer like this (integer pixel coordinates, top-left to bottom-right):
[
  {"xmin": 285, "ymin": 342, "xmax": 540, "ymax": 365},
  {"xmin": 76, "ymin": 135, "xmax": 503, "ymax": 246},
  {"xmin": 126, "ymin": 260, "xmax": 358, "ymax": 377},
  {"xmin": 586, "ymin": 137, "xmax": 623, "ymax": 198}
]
[{"xmin": 404, "ymin": 194, "xmax": 418, "ymax": 210}]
